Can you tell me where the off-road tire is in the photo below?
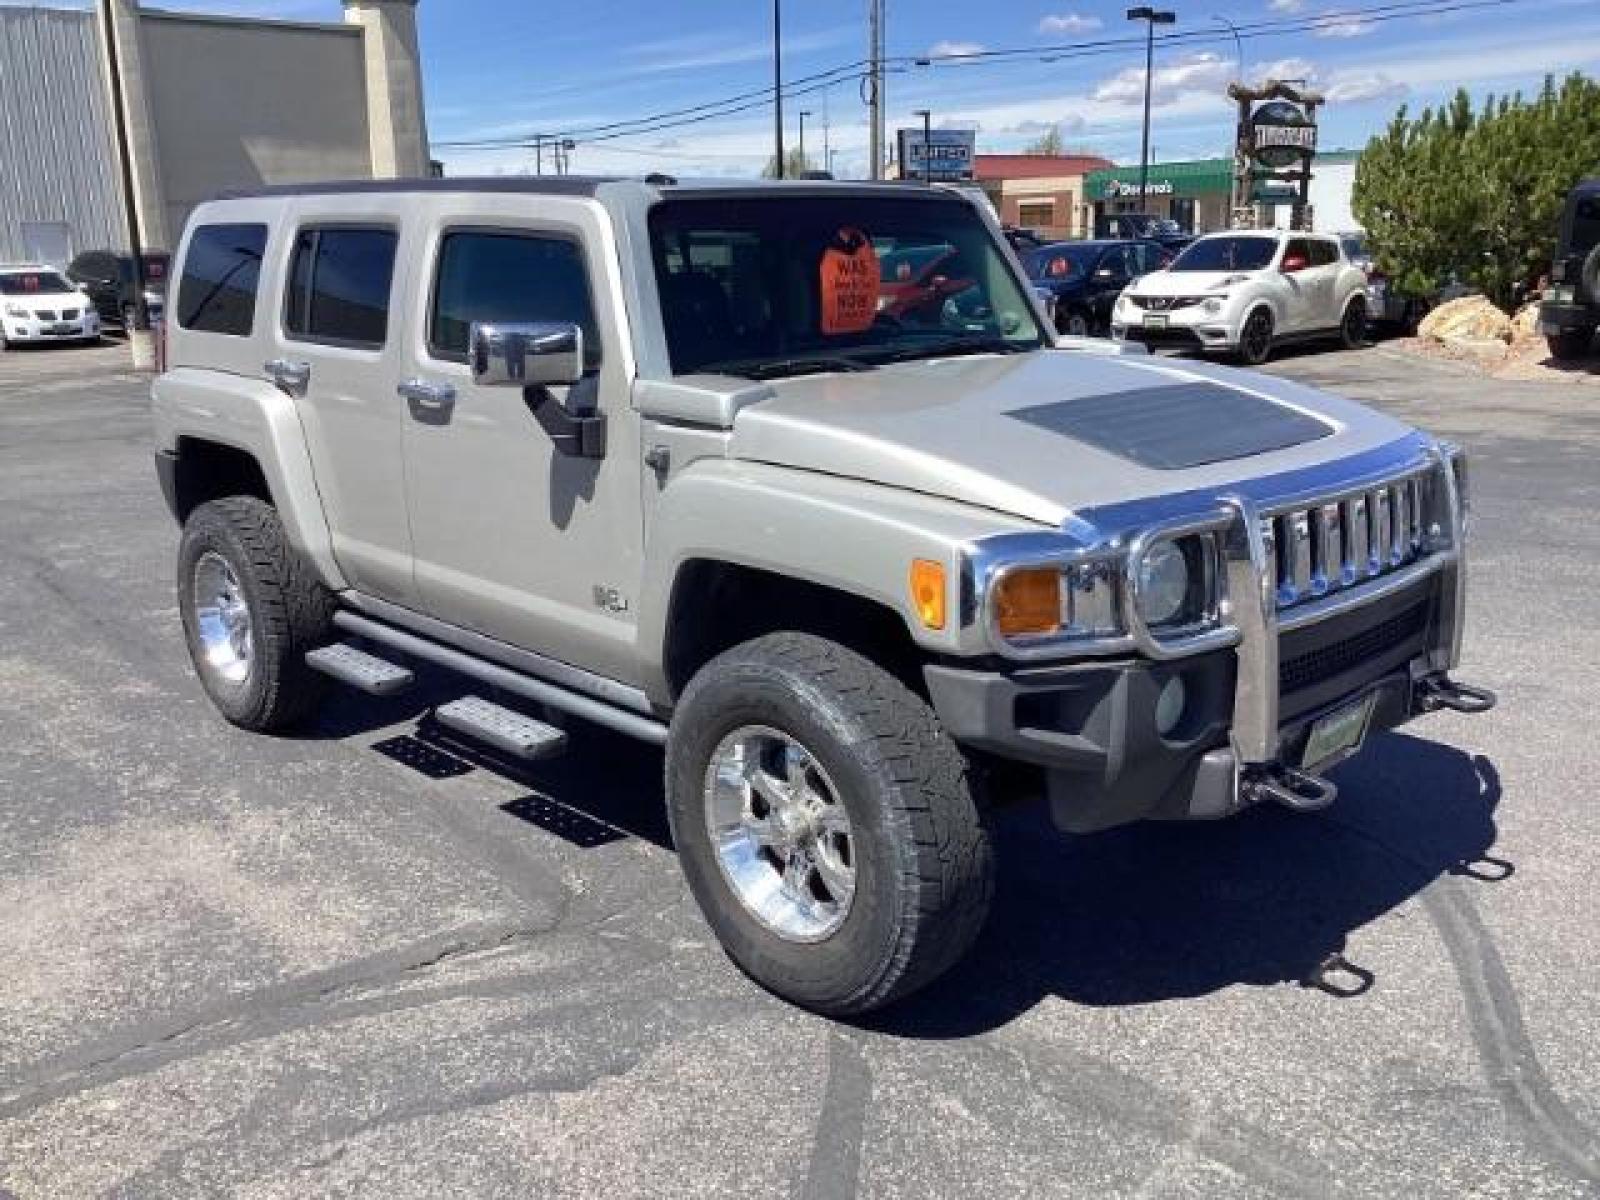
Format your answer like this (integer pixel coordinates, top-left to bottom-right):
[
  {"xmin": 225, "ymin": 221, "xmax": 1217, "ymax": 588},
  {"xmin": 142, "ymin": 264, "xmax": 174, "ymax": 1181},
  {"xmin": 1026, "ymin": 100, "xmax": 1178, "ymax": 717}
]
[
  {"xmin": 1238, "ymin": 306, "xmax": 1275, "ymax": 366},
  {"xmin": 1338, "ymin": 296, "xmax": 1368, "ymax": 350},
  {"xmin": 178, "ymin": 496, "xmax": 335, "ymax": 732},
  {"xmin": 666, "ymin": 632, "xmax": 993, "ymax": 1016},
  {"xmin": 1547, "ymin": 327, "xmax": 1594, "ymax": 361}
]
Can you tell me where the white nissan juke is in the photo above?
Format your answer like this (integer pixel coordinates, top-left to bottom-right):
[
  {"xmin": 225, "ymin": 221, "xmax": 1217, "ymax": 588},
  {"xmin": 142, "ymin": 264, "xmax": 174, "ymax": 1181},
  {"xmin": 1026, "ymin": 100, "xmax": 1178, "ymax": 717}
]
[{"xmin": 1112, "ymin": 230, "xmax": 1370, "ymax": 365}]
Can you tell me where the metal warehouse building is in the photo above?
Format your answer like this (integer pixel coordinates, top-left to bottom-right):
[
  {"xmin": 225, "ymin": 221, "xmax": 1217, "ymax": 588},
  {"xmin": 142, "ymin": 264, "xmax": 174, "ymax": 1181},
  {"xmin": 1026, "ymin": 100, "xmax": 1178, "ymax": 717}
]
[{"xmin": 0, "ymin": 0, "xmax": 429, "ymax": 267}]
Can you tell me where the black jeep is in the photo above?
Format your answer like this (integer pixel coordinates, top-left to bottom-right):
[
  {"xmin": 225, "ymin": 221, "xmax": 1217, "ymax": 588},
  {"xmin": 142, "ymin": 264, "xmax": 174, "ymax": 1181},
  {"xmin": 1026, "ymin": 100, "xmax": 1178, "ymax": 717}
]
[{"xmin": 1539, "ymin": 179, "xmax": 1600, "ymax": 360}]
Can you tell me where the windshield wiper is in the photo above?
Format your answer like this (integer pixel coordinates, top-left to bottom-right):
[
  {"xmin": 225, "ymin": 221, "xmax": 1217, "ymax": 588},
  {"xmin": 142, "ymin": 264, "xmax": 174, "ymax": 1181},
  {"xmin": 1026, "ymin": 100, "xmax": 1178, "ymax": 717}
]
[
  {"xmin": 697, "ymin": 355, "xmax": 875, "ymax": 380},
  {"xmin": 861, "ymin": 336, "xmax": 1033, "ymax": 365}
]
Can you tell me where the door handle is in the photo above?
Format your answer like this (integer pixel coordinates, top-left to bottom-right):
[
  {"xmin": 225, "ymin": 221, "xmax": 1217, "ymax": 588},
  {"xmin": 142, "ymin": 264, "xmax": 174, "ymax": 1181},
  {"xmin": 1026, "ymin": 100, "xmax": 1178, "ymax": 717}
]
[
  {"xmin": 264, "ymin": 358, "xmax": 311, "ymax": 395},
  {"xmin": 398, "ymin": 378, "xmax": 457, "ymax": 410}
]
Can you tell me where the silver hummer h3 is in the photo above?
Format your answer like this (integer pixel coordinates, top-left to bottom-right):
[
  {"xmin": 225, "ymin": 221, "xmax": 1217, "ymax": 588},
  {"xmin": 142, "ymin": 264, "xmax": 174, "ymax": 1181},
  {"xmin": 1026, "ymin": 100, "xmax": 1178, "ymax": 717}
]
[{"xmin": 153, "ymin": 177, "xmax": 1495, "ymax": 1016}]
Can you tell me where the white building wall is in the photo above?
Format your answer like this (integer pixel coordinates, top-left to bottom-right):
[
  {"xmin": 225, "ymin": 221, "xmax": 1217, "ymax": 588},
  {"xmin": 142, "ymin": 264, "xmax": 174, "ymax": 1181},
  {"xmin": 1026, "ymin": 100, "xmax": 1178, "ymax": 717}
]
[{"xmin": 0, "ymin": 8, "xmax": 124, "ymax": 264}]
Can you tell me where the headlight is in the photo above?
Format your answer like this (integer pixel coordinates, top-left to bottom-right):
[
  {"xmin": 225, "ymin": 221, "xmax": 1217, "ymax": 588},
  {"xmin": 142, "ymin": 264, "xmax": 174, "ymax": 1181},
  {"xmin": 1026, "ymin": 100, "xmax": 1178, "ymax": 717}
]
[
  {"xmin": 1134, "ymin": 540, "xmax": 1190, "ymax": 627},
  {"xmin": 4, "ymin": 304, "xmax": 28, "ymax": 318}
]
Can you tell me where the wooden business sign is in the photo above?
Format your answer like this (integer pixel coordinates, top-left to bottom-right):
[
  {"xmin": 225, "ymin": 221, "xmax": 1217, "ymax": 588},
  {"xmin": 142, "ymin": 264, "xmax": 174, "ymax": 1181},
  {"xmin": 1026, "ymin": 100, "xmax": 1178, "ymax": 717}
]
[{"xmin": 1227, "ymin": 80, "xmax": 1325, "ymax": 229}]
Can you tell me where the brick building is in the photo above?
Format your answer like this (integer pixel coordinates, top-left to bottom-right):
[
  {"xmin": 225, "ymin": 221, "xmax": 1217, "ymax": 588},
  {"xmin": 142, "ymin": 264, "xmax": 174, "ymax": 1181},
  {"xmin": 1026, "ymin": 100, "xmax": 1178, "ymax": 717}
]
[{"xmin": 972, "ymin": 154, "xmax": 1114, "ymax": 241}]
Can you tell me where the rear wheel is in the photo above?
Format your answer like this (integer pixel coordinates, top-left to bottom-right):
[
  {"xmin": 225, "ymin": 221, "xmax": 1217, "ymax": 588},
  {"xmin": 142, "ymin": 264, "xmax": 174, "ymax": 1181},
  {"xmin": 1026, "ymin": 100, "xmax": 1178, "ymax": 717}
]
[
  {"xmin": 1547, "ymin": 327, "xmax": 1594, "ymax": 361},
  {"xmin": 1339, "ymin": 296, "xmax": 1368, "ymax": 350},
  {"xmin": 1238, "ymin": 307, "xmax": 1275, "ymax": 366},
  {"xmin": 178, "ymin": 496, "xmax": 335, "ymax": 732},
  {"xmin": 666, "ymin": 632, "xmax": 993, "ymax": 1016}
]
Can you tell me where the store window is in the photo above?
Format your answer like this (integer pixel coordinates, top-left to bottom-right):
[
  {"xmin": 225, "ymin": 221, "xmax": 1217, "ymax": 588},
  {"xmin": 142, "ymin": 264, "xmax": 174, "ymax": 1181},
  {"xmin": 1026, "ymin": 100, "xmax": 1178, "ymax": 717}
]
[{"xmin": 1017, "ymin": 202, "xmax": 1054, "ymax": 228}]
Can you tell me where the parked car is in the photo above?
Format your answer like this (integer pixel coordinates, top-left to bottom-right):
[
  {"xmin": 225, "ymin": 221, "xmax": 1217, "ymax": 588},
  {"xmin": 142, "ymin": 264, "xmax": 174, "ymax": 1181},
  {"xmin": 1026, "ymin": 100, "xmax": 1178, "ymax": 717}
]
[
  {"xmin": 1093, "ymin": 212, "xmax": 1194, "ymax": 251},
  {"xmin": 0, "ymin": 264, "xmax": 102, "ymax": 348},
  {"xmin": 66, "ymin": 249, "xmax": 169, "ymax": 330},
  {"xmin": 1538, "ymin": 178, "xmax": 1599, "ymax": 360},
  {"xmin": 1002, "ymin": 225, "xmax": 1046, "ymax": 255},
  {"xmin": 1025, "ymin": 239, "xmax": 1172, "ymax": 336},
  {"xmin": 1337, "ymin": 232, "xmax": 1428, "ymax": 331},
  {"xmin": 153, "ymin": 178, "xmax": 1493, "ymax": 1017},
  {"xmin": 1114, "ymin": 230, "xmax": 1370, "ymax": 364}
]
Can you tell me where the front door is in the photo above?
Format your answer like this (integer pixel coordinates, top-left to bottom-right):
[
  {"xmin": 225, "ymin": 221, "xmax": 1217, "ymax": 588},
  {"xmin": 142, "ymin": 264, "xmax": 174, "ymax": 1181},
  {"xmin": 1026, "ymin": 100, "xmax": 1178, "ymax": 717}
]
[
  {"xmin": 398, "ymin": 198, "xmax": 644, "ymax": 685},
  {"xmin": 1278, "ymin": 237, "xmax": 1317, "ymax": 333}
]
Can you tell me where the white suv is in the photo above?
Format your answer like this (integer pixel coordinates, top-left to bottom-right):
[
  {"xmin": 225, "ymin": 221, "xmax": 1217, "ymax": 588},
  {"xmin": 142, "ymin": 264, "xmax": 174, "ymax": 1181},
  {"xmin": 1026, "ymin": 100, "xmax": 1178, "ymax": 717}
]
[
  {"xmin": 0, "ymin": 264, "xmax": 102, "ymax": 349},
  {"xmin": 1112, "ymin": 231, "xmax": 1369, "ymax": 365}
]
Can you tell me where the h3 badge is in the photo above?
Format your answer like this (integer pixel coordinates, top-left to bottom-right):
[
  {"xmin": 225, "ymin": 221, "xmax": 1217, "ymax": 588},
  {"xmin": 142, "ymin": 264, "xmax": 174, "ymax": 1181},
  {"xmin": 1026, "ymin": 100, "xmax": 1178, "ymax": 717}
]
[{"xmin": 592, "ymin": 584, "xmax": 630, "ymax": 614}]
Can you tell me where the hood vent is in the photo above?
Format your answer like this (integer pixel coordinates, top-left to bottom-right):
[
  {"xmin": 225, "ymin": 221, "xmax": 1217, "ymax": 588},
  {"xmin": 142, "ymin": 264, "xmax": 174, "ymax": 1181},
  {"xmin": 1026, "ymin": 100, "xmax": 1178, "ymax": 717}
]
[{"xmin": 1007, "ymin": 382, "xmax": 1332, "ymax": 470}]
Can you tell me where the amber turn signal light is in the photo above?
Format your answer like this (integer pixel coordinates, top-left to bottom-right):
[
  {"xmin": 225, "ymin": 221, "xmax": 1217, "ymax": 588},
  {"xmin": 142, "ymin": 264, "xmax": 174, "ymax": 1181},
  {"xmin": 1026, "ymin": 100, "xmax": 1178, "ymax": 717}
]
[
  {"xmin": 909, "ymin": 559, "xmax": 947, "ymax": 631},
  {"xmin": 994, "ymin": 568, "xmax": 1061, "ymax": 637}
]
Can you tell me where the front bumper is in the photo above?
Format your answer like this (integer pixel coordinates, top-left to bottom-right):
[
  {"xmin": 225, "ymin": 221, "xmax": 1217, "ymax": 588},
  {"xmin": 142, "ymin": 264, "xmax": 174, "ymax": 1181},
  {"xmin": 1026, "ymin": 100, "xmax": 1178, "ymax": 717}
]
[
  {"xmin": 929, "ymin": 444, "xmax": 1492, "ymax": 830},
  {"xmin": 1113, "ymin": 309, "xmax": 1237, "ymax": 352},
  {"xmin": 4, "ymin": 312, "xmax": 101, "ymax": 343}
]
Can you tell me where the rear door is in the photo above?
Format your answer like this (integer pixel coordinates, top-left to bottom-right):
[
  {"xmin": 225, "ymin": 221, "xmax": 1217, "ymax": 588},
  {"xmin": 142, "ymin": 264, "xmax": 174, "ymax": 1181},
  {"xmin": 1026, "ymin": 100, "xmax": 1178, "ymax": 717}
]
[
  {"xmin": 1279, "ymin": 238, "xmax": 1317, "ymax": 333},
  {"xmin": 1304, "ymin": 238, "xmax": 1341, "ymax": 327},
  {"xmin": 263, "ymin": 198, "xmax": 417, "ymax": 602}
]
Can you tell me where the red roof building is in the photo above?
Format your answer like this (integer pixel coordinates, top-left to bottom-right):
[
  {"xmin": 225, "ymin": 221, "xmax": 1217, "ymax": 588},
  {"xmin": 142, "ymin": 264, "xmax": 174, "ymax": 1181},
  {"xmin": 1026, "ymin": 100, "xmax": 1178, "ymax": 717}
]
[{"xmin": 972, "ymin": 153, "xmax": 1115, "ymax": 240}]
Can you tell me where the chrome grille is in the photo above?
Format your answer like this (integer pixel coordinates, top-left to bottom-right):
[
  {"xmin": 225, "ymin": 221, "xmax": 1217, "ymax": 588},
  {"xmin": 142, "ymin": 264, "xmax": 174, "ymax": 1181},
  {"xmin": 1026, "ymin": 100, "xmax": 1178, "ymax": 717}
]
[
  {"xmin": 61, "ymin": 308, "xmax": 79, "ymax": 321},
  {"xmin": 35, "ymin": 309, "xmax": 57, "ymax": 321},
  {"xmin": 1129, "ymin": 295, "xmax": 1205, "ymax": 311},
  {"xmin": 1263, "ymin": 471, "xmax": 1435, "ymax": 610}
]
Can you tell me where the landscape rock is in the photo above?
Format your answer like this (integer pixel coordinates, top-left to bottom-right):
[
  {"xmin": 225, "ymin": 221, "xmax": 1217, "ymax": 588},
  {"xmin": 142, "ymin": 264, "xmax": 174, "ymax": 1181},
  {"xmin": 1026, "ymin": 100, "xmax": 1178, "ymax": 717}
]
[
  {"xmin": 1510, "ymin": 301, "xmax": 1543, "ymax": 340},
  {"xmin": 1417, "ymin": 294, "xmax": 1512, "ymax": 344}
]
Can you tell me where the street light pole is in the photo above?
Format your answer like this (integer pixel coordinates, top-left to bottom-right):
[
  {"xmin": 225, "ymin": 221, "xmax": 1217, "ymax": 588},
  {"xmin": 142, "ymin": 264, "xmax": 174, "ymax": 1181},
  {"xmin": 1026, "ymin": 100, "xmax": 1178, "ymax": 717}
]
[
  {"xmin": 914, "ymin": 108, "xmax": 932, "ymax": 181},
  {"xmin": 1126, "ymin": 7, "xmax": 1175, "ymax": 210},
  {"xmin": 772, "ymin": 0, "xmax": 785, "ymax": 178},
  {"xmin": 798, "ymin": 109, "xmax": 810, "ymax": 174}
]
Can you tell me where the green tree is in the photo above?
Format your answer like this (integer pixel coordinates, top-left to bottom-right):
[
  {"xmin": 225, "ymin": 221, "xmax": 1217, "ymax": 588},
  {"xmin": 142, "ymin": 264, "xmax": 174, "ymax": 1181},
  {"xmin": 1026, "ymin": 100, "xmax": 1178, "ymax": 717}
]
[
  {"xmin": 1354, "ymin": 73, "xmax": 1600, "ymax": 309},
  {"xmin": 1024, "ymin": 126, "xmax": 1065, "ymax": 155},
  {"xmin": 762, "ymin": 146, "xmax": 818, "ymax": 179}
]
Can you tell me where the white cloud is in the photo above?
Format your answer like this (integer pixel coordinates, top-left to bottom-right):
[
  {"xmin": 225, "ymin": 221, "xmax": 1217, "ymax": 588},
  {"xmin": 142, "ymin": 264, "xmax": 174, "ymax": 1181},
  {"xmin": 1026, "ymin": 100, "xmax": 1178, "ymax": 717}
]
[
  {"xmin": 1324, "ymin": 71, "xmax": 1411, "ymax": 103},
  {"xmin": 928, "ymin": 40, "xmax": 985, "ymax": 58},
  {"xmin": 1313, "ymin": 11, "xmax": 1376, "ymax": 38},
  {"xmin": 1038, "ymin": 13, "xmax": 1104, "ymax": 35},
  {"xmin": 1267, "ymin": 0, "xmax": 1305, "ymax": 11},
  {"xmin": 1092, "ymin": 52, "xmax": 1233, "ymax": 107},
  {"xmin": 1251, "ymin": 56, "xmax": 1321, "ymax": 85}
]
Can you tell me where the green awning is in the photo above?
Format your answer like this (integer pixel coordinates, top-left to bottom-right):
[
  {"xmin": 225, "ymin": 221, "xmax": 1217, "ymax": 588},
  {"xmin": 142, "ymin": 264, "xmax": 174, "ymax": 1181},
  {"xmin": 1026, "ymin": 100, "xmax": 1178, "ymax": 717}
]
[{"xmin": 1085, "ymin": 158, "xmax": 1234, "ymax": 201}]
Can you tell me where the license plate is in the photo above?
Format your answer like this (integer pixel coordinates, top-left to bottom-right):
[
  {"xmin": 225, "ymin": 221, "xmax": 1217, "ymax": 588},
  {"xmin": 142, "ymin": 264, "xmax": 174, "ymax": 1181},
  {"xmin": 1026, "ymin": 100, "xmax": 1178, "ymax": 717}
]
[
  {"xmin": 1301, "ymin": 692, "xmax": 1377, "ymax": 772},
  {"xmin": 50, "ymin": 323, "xmax": 75, "ymax": 334},
  {"xmin": 1143, "ymin": 313, "xmax": 1170, "ymax": 329}
]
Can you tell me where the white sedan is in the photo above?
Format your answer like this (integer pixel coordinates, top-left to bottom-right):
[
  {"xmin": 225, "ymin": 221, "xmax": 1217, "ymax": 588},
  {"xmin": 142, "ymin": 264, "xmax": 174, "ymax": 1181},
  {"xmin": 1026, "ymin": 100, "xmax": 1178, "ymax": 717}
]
[
  {"xmin": 1112, "ymin": 231, "xmax": 1370, "ymax": 365},
  {"xmin": 0, "ymin": 265, "xmax": 102, "ymax": 349}
]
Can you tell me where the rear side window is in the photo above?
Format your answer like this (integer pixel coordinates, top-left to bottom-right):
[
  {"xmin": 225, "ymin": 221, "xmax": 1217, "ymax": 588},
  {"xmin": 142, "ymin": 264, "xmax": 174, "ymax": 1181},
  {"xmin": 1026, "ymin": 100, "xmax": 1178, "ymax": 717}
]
[
  {"xmin": 428, "ymin": 231, "xmax": 600, "ymax": 367},
  {"xmin": 285, "ymin": 226, "xmax": 398, "ymax": 347},
  {"xmin": 177, "ymin": 223, "xmax": 267, "ymax": 336},
  {"xmin": 1309, "ymin": 240, "xmax": 1339, "ymax": 267}
]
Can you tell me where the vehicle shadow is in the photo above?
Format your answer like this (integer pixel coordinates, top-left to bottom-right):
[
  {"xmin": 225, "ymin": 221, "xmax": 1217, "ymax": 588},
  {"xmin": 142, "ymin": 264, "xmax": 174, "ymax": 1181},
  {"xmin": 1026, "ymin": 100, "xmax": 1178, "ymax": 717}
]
[{"xmin": 872, "ymin": 733, "xmax": 1505, "ymax": 1038}]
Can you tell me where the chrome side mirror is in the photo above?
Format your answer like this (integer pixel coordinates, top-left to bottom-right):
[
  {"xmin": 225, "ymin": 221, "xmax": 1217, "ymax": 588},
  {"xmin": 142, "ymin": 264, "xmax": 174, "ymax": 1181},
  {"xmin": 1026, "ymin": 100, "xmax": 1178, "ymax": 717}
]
[{"xmin": 469, "ymin": 321, "xmax": 584, "ymax": 388}]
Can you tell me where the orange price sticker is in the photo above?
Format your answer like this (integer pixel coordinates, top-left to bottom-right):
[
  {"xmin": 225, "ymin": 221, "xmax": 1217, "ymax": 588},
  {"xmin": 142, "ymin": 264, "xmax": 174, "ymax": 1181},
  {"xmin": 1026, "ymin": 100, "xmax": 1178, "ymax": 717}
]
[{"xmin": 819, "ymin": 227, "xmax": 879, "ymax": 335}]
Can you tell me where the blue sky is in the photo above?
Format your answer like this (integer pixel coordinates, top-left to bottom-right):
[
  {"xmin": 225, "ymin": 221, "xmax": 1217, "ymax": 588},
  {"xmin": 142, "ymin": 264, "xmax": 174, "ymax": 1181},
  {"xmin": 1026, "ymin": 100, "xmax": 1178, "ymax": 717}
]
[{"xmin": 14, "ymin": 0, "xmax": 1600, "ymax": 176}]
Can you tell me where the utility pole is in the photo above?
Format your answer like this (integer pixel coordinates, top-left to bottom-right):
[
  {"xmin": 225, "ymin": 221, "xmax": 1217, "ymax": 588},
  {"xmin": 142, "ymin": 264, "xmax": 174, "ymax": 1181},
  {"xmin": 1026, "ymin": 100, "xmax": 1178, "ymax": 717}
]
[
  {"xmin": 914, "ymin": 108, "xmax": 932, "ymax": 181},
  {"xmin": 772, "ymin": 0, "xmax": 785, "ymax": 178},
  {"xmin": 822, "ymin": 88, "xmax": 832, "ymax": 176},
  {"xmin": 99, "ymin": 0, "xmax": 152, "ymax": 367},
  {"xmin": 798, "ymin": 110, "xmax": 810, "ymax": 173},
  {"xmin": 1126, "ymin": 7, "xmax": 1176, "ymax": 209},
  {"xmin": 867, "ymin": 0, "xmax": 885, "ymax": 179}
]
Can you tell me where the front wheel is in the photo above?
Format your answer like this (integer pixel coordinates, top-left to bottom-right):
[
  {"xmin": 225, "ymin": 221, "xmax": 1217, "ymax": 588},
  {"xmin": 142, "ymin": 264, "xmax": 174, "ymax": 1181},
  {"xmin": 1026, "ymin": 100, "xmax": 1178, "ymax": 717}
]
[
  {"xmin": 1237, "ymin": 307, "xmax": 1275, "ymax": 366},
  {"xmin": 178, "ymin": 496, "xmax": 335, "ymax": 732},
  {"xmin": 1547, "ymin": 327, "xmax": 1594, "ymax": 361},
  {"xmin": 666, "ymin": 633, "xmax": 993, "ymax": 1016}
]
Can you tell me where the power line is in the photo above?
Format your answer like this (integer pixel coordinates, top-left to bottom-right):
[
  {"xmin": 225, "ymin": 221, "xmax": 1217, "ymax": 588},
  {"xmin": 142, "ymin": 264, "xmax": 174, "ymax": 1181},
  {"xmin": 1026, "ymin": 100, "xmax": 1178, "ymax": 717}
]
[{"xmin": 434, "ymin": 0, "xmax": 1528, "ymax": 155}]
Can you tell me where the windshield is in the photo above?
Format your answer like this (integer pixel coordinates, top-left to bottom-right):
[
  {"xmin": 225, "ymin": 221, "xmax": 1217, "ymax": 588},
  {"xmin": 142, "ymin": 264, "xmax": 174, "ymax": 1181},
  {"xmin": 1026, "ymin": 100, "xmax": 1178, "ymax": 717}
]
[
  {"xmin": 1025, "ymin": 244, "xmax": 1101, "ymax": 280},
  {"xmin": 0, "ymin": 270, "xmax": 74, "ymax": 295},
  {"xmin": 649, "ymin": 194, "xmax": 1045, "ymax": 377},
  {"xmin": 1170, "ymin": 236, "xmax": 1278, "ymax": 273}
]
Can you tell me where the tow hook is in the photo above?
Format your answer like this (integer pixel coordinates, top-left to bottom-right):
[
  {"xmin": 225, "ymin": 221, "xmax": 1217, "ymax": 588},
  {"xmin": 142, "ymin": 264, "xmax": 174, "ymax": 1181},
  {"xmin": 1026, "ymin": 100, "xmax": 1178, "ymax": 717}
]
[
  {"xmin": 1416, "ymin": 675, "xmax": 1498, "ymax": 715},
  {"xmin": 1241, "ymin": 763, "xmax": 1340, "ymax": 813}
]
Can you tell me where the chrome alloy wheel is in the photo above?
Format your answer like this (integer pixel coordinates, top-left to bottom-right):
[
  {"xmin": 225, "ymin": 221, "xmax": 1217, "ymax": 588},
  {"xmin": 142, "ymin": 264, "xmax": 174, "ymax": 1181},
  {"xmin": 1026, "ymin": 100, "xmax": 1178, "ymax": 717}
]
[
  {"xmin": 704, "ymin": 725, "xmax": 857, "ymax": 942},
  {"xmin": 193, "ymin": 551, "xmax": 254, "ymax": 686}
]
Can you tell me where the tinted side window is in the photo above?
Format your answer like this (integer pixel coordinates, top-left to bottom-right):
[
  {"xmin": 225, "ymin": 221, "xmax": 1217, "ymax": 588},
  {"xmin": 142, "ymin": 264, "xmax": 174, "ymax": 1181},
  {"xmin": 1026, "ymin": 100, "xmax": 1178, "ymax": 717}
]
[
  {"xmin": 285, "ymin": 227, "xmax": 398, "ymax": 347},
  {"xmin": 1285, "ymin": 238, "xmax": 1313, "ymax": 266},
  {"xmin": 429, "ymin": 231, "xmax": 599, "ymax": 366},
  {"xmin": 177, "ymin": 223, "xmax": 268, "ymax": 336},
  {"xmin": 1309, "ymin": 240, "xmax": 1339, "ymax": 267}
]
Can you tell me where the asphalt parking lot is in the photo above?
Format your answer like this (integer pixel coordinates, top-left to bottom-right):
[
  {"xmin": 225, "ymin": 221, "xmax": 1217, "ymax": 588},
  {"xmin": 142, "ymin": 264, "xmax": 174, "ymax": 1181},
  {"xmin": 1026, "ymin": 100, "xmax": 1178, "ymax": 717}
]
[{"xmin": 0, "ymin": 337, "xmax": 1596, "ymax": 1199}]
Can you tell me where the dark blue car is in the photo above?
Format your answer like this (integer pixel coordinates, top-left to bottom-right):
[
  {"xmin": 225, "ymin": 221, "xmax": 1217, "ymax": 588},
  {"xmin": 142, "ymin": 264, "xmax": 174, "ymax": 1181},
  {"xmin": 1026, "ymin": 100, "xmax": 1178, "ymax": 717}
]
[{"xmin": 1026, "ymin": 239, "xmax": 1173, "ymax": 336}]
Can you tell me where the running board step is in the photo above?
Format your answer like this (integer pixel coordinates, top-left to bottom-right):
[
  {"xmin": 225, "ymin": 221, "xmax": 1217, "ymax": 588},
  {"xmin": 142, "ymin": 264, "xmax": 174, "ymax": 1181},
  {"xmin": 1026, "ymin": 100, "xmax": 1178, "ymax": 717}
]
[
  {"xmin": 434, "ymin": 696, "xmax": 568, "ymax": 761},
  {"xmin": 306, "ymin": 642, "xmax": 415, "ymax": 696}
]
